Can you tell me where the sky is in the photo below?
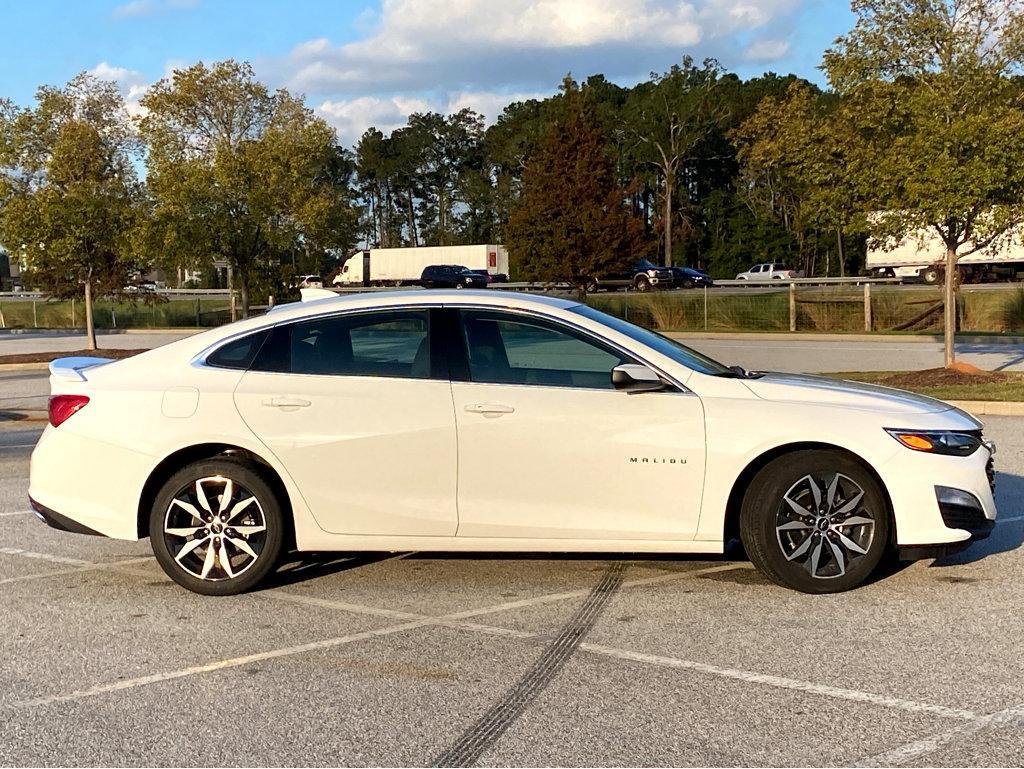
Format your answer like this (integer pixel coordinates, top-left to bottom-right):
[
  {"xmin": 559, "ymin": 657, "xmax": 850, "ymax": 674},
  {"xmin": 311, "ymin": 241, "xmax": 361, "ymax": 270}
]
[{"xmin": 0, "ymin": 0, "xmax": 855, "ymax": 147}]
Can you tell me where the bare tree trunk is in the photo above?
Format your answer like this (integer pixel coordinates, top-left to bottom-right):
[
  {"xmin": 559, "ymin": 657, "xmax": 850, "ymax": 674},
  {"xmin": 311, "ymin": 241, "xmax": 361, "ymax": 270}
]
[
  {"xmin": 239, "ymin": 273, "xmax": 250, "ymax": 319},
  {"xmin": 83, "ymin": 278, "xmax": 96, "ymax": 351},
  {"xmin": 663, "ymin": 173, "xmax": 674, "ymax": 267},
  {"xmin": 836, "ymin": 229, "xmax": 846, "ymax": 278},
  {"xmin": 406, "ymin": 191, "xmax": 418, "ymax": 246},
  {"xmin": 944, "ymin": 247, "xmax": 957, "ymax": 366}
]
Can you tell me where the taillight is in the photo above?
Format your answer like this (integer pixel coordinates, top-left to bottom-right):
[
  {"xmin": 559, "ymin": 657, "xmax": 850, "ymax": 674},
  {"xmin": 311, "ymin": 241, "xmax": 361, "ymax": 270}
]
[{"xmin": 48, "ymin": 395, "xmax": 90, "ymax": 427}]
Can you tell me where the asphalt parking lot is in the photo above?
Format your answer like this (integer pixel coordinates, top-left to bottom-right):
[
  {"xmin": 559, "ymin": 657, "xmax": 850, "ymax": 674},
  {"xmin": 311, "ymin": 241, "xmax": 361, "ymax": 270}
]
[{"xmin": 1, "ymin": 417, "xmax": 1023, "ymax": 767}]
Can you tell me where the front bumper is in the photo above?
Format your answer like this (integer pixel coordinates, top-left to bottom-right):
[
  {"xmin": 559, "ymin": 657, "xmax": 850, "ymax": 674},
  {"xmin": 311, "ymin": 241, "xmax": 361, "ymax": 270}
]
[{"xmin": 880, "ymin": 439, "xmax": 997, "ymax": 547}]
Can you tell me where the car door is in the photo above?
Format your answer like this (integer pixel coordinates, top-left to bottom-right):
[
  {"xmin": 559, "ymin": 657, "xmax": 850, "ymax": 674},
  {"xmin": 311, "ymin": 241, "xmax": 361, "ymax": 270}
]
[
  {"xmin": 447, "ymin": 307, "xmax": 706, "ymax": 541},
  {"xmin": 233, "ymin": 307, "xmax": 459, "ymax": 537}
]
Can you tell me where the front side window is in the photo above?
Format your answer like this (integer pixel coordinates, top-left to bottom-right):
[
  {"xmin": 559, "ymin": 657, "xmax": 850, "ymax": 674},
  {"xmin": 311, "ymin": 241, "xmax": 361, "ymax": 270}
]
[
  {"xmin": 458, "ymin": 310, "xmax": 631, "ymax": 389},
  {"xmin": 251, "ymin": 310, "xmax": 432, "ymax": 379}
]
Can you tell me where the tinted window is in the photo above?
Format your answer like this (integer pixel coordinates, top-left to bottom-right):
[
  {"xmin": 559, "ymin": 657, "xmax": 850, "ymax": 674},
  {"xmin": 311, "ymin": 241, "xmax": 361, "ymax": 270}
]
[
  {"xmin": 459, "ymin": 310, "xmax": 631, "ymax": 389},
  {"xmin": 206, "ymin": 330, "xmax": 269, "ymax": 370},
  {"xmin": 570, "ymin": 304, "xmax": 731, "ymax": 376},
  {"xmin": 750, "ymin": 265, "xmax": 761, "ymax": 273},
  {"xmin": 251, "ymin": 311, "xmax": 432, "ymax": 379}
]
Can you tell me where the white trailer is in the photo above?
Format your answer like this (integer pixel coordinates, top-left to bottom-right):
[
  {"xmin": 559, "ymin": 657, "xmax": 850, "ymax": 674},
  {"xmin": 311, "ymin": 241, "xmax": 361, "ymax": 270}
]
[
  {"xmin": 333, "ymin": 245, "xmax": 510, "ymax": 286},
  {"xmin": 866, "ymin": 227, "xmax": 1024, "ymax": 284}
]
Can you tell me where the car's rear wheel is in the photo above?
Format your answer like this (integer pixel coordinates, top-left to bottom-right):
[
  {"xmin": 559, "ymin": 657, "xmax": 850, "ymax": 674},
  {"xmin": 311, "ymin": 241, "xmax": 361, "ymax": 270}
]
[
  {"xmin": 740, "ymin": 450, "xmax": 890, "ymax": 594},
  {"xmin": 635, "ymin": 276, "xmax": 652, "ymax": 292},
  {"xmin": 150, "ymin": 459, "xmax": 284, "ymax": 596}
]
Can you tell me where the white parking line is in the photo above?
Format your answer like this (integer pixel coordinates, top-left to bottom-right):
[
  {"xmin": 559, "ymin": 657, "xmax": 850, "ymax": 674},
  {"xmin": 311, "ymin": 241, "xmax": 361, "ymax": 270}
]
[
  {"xmin": 12, "ymin": 617, "xmax": 437, "ymax": 709},
  {"xmin": 0, "ymin": 549, "xmax": 991, "ymax": 728},
  {"xmin": 0, "ymin": 510, "xmax": 32, "ymax": 517},
  {"xmin": 998, "ymin": 514, "xmax": 1024, "ymax": 523},
  {"xmin": 855, "ymin": 701, "xmax": 1024, "ymax": 766},
  {"xmin": 270, "ymin": 568, "xmax": 978, "ymax": 724},
  {"xmin": 0, "ymin": 551, "xmax": 155, "ymax": 586},
  {"xmin": 579, "ymin": 644, "xmax": 978, "ymax": 721}
]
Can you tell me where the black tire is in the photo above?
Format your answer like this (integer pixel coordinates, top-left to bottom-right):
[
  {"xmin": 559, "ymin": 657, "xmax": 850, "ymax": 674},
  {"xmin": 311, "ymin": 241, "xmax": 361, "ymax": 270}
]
[
  {"xmin": 922, "ymin": 266, "xmax": 941, "ymax": 285},
  {"xmin": 635, "ymin": 276, "xmax": 652, "ymax": 292},
  {"xmin": 585, "ymin": 277, "xmax": 600, "ymax": 294},
  {"xmin": 150, "ymin": 458, "xmax": 285, "ymax": 596},
  {"xmin": 682, "ymin": 278, "xmax": 695, "ymax": 289},
  {"xmin": 739, "ymin": 450, "xmax": 891, "ymax": 594}
]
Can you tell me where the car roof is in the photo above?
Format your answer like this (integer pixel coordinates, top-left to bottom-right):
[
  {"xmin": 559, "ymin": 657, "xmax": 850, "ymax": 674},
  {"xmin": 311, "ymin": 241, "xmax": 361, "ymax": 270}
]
[{"xmin": 178, "ymin": 289, "xmax": 582, "ymax": 356}]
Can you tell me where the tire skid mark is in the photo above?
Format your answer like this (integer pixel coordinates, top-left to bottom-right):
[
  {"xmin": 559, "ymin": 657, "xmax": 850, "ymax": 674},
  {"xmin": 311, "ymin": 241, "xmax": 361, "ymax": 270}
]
[{"xmin": 431, "ymin": 562, "xmax": 626, "ymax": 768}]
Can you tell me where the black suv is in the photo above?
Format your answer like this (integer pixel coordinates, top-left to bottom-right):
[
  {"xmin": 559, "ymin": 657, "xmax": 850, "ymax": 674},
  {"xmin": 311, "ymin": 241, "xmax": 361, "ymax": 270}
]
[
  {"xmin": 420, "ymin": 265, "xmax": 489, "ymax": 289},
  {"xmin": 586, "ymin": 259, "xmax": 673, "ymax": 292}
]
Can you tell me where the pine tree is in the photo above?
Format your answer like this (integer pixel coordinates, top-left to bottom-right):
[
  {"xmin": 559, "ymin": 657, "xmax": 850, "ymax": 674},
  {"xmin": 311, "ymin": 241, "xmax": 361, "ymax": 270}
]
[{"xmin": 506, "ymin": 78, "xmax": 645, "ymax": 296}]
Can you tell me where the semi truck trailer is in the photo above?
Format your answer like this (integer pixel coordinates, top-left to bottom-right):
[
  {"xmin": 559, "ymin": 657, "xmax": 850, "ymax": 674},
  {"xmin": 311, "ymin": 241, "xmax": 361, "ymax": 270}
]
[
  {"xmin": 333, "ymin": 245, "xmax": 510, "ymax": 287},
  {"xmin": 867, "ymin": 228, "xmax": 1024, "ymax": 284}
]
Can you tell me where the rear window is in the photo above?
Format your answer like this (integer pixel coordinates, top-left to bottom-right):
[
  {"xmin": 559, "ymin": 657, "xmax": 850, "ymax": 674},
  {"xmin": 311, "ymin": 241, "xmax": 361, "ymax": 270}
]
[{"xmin": 206, "ymin": 330, "xmax": 269, "ymax": 370}]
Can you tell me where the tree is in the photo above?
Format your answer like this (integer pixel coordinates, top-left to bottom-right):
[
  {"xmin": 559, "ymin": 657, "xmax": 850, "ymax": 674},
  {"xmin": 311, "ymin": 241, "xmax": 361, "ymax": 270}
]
[
  {"xmin": 733, "ymin": 82, "xmax": 854, "ymax": 278},
  {"xmin": 139, "ymin": 60, "xmax": 358, "ymax": 316},
  {"xmin": 505, "ymin": 78, "xmax": 644, "ymax": 296},
  {"xmin": 823, "ymin": 0, "xmax": 1024, "ymax": 365},
  {"xmin": 625, "ymin": 59, "xmax": 727, "ymax": 267},
  {"xmin": 0, "ymin": 75, "xmax": 143, "ymax": 350}
]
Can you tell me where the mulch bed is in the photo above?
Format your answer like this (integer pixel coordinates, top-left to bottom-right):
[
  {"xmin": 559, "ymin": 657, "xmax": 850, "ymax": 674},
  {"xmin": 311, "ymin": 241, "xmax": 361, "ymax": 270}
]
[
  {"xmin": 0, "ymin": 348, "xmax": 148, "ymax": 365},
  {"xmin": 878, "ymin": 366, "xmax": 1013, "ymax": 389}
]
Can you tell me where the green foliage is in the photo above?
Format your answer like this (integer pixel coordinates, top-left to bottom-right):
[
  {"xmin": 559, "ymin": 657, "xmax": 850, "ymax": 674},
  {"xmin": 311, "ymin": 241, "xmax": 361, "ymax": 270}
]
[
  {"xmin": 138, "ymin": 60, "xmax": 359, "ymax": 315},
  {"xmin": 505, "ymin": 79, "xmax": 646, "ymax": 292},
  {"xmin": 0, "ymin": 74, "xmax": 144, "ymax": 346}
]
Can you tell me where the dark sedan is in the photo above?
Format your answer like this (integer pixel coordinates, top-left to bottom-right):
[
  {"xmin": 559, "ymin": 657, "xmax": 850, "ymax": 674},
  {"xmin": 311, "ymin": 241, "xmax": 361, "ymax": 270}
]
[
  {"xmin": 420, "ymin": 265, "xmax": 489, "ymax": 289},
  {"xmin": 669, "ymin": 266, "xmax": 714, "ymax": 289}
]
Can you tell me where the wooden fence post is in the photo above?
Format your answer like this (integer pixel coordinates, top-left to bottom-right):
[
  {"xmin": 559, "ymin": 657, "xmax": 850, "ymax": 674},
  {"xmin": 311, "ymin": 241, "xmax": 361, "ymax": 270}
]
[
  {"xmin": 864, "ymin": 283, "xmax": 872, "ymax": 332},
  {"xmin": 789, "ymin": 283, "xmax": 797, "ymax": 332}
]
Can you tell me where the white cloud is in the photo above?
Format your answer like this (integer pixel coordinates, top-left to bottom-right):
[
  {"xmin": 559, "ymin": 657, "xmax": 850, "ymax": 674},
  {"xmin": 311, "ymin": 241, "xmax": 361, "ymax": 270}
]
[
  {"xmin": 316, "ymin": 89, "xmax": 551, "ymax": 147},
  {"xmin": 317, "ymin": 95, "xmax": 434, "ymax": 147},
  {"xmin": 276, "ymin": 0, "xmax": 803, "ymax": 96},
  {"xmin": 87, "ymin": 62, "xmax": 150, "ymax": 116},
  {"xmin": 744, "ymin": 38, "xmax": 791, "ymax": 61}
]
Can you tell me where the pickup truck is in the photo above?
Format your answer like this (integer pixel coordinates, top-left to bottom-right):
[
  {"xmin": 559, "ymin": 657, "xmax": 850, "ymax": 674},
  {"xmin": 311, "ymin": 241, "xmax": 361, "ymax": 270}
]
[
  {"xmin": 735, "ymin": 263, "xmax": 802, "ymax": 281},
  {"xmin": 586, "ymin": 259, "xmax": 674, "ymax": 292}
]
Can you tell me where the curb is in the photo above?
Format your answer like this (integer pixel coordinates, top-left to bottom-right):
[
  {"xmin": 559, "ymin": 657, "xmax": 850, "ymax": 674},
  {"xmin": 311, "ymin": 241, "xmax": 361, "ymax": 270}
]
[
  {"xmin": 946, "ymin": 400, "xmax": 1024, "ymax": 416},
  {"xmin": 0, "ymin": 362, "xmax": 51, "ymax": 371},
  {"xmin": 0, "ymin": 328, "xmax": 203, "ymax": 336}
]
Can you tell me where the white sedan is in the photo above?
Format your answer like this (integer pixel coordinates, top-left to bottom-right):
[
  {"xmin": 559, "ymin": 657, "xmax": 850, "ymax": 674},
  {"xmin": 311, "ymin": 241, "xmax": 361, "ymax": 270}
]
[{"xmin": 30, "ymin": 290, "xmax": 996, "ymax": 595}]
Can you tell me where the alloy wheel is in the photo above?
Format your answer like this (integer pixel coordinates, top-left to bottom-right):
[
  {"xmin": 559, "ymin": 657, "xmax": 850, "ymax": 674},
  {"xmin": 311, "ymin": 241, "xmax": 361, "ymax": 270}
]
[
  {"xmin": 775, "ymin": 473, "xmax": 875, "ymax": 579},
  {"xmin": 163, "ymin": 475, "xmax": 268, "ymax": 581}
]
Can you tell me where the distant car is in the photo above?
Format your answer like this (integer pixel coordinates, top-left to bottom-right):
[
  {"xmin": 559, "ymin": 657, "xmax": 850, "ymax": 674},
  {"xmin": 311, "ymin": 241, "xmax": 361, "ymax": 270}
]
[
  {"xmin": 421, "ymin": 265, "xmax": 489, "ymax": 289},
  {"xmin": 736, "ymin": 263, "xmax": 801, "ymax": 281},
  {"xmin": 295, "ymin": 275, "xmax": 323, "ymax": 289},
  {"xmin": 669, "ymin": 266, "xmax": 714, "ymax": 289},
  {"xmin": 587, "ymin": 259, "xmax": 673, "ymax": 292},
  {"xmin": 467, "ymin": 269, "xmax": 509, "ymax": 284},
  {"xmin": 123, "ymin": 281, "xmax": 157, "ymax": 293}
]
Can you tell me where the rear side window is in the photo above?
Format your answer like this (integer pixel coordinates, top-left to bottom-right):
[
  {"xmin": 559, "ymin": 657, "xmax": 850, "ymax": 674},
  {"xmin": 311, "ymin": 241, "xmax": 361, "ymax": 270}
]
[
  {"xmin": 251, "ymin": 310, "xmax": 433, "ymax": 379},
  {"xmin": 206, "ymin": 330, "xmax": 269, "ymax": 370}
]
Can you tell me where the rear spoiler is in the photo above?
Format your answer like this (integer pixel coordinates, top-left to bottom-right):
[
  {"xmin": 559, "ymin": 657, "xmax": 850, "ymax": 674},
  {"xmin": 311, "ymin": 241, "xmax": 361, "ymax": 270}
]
[{"xmin": 49, "ymin": 356, "xmax": 114, "ymax": 382}]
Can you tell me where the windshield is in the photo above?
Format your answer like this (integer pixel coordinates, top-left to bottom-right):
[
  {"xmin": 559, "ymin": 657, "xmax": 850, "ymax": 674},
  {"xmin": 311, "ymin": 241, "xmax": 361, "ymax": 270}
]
[
  {"xmin": 635, "ymin": 259, "xmax": 659, "ymax": 270},
  {"xmin": 570, "ymin": 304, "xmax": 732, "ymax": 376}
]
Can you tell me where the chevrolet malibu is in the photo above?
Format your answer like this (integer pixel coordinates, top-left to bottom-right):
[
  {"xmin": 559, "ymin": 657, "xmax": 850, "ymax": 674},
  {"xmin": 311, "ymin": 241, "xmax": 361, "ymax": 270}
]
[{"xmin": 30, "ymin": 290, "xmax": 996, "ymax": 595}]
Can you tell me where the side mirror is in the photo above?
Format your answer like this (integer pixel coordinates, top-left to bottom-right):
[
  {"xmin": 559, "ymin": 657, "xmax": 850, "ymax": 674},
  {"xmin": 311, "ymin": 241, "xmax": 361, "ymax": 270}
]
[{"xmin": 611, "ymin": 364, "xmax": 667, "ymax": 393}]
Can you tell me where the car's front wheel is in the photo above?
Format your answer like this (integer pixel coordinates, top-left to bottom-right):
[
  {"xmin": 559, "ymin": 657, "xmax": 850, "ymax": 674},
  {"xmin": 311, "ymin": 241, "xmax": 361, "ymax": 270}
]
[
  {"xmin": 150, "ymin": 459, "xmax": 285, "ymax": 595},
  {"xmin": 740, "ymin": 450, "xmax": 890, "ymax": 593}
]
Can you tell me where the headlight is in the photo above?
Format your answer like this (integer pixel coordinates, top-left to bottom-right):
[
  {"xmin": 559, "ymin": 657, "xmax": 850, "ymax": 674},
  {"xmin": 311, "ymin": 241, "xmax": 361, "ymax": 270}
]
[{"xmin": 885, "ymin": 429, "xmax": 982, "ymax": 456}]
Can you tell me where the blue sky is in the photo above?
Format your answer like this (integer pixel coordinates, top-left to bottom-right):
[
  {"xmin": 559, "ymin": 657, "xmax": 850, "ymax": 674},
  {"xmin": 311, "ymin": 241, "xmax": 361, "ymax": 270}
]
[{"xmin": 0, "ymin": 0, "xmax": 855, "ymax": 146}]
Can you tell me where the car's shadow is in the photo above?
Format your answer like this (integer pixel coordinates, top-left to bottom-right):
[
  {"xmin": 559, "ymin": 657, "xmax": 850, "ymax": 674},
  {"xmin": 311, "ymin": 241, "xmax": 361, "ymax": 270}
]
[
  {"xmin": 259, "ymin": 551, "xmax": 402, "ymax": 590},
  {"xmin": 930, "ymin": 471, "xmax": 1024, "ymax": 568}
]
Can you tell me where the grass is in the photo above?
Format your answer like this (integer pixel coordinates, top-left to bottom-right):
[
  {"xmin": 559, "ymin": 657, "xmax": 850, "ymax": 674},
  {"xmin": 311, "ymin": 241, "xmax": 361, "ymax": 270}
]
[
  {"xmin": 0, "ymin": 297, "xmax": 234, "ymax": 329},
  {"xmin": 831, "ymin": 369, "xmax": 1024, "ymax": 402}
]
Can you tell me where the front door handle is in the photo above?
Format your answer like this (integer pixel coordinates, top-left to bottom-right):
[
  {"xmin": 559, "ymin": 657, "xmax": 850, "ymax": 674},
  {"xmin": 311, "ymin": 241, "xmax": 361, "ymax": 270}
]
[
  {"xmin": 262, "ymin": 396, "xmax": 311, "ymax": 409},
  {"xmin": 464, "ymin": 403, "xmax": 515, "ymax": 417}
]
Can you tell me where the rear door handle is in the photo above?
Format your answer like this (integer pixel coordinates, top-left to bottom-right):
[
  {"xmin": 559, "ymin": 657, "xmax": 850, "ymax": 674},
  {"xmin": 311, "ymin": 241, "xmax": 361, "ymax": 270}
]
[
  {"xmin": 262, "ymin": 396, "xmax": 311, "ymax": 409},
  {"xmin": 464, "ymin": 403, "xmax": 515, "ymax": 416}
]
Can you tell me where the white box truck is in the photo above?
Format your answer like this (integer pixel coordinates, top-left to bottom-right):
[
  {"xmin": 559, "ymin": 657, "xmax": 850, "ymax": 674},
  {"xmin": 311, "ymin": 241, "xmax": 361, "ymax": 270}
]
[
  {"xmin": 333, "ymin": 245, "xmax": 510, "ymax": 286},
  {"xmin": 867, "ymin": 227, "xmax": 1024, "ymax": 284}
]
